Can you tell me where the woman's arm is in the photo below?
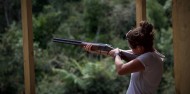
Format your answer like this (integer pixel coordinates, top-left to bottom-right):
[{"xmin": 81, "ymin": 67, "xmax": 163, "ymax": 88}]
[{"xmin": 114, "ymin": 49, "xmax": 145, "ymax": 75}]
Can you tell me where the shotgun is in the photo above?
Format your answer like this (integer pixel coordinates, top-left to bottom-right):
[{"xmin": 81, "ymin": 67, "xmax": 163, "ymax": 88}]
[{"xmin": 53, "ymin": 38, "xmax": 137, "ymax": 61}]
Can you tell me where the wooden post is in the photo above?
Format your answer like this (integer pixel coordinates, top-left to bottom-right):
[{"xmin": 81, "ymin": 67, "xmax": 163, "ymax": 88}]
[
  {"xmin": 21, "ymin": 0, "xmax": 35, "ymax": 94},
  {"xmin": 173, "ymin": 0, "xmax": 190, "ymax": 93},
  {"xmin": 136, "ymin": 0, "xmax": 146, "ymax": 26}
]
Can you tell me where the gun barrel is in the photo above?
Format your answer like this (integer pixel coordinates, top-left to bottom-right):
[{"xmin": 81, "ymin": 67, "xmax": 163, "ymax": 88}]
[
  {"xmin": 53, "ymin": 38, "xmax": 114, "ymax": 51},
  {"xmin": 53, "ymin": 38, "xmax": 82, "ymax": 45}
]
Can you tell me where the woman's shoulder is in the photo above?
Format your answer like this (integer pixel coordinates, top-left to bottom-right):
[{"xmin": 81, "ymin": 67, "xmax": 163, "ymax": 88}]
[
  {"xmin": 139, "ymin": 52, "xmax": 154, "ymax": 58},
  {"xmin": 137, "ymin": 52, "xmax": 162, "ymax": 64}
]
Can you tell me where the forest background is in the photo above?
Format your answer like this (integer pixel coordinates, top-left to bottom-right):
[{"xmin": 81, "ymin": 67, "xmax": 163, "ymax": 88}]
[{"xmin": 0, "ymin": 0, "xmax": 174, "ymax": 94}]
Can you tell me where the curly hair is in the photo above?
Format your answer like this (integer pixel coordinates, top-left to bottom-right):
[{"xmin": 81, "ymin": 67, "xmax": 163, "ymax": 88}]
[{"xmin": 126, "ymin": 21, "xmax": 154, "ymax": 51}]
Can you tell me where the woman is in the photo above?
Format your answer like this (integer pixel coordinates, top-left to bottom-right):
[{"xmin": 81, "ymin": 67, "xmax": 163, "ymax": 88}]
[{"xmin": 83, "ymin": 21, "xmax": 164, "ymax": 94}]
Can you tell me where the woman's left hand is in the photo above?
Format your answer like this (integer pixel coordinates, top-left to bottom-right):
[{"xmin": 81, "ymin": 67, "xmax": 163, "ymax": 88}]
[{"xmin": 109, "ymin": 48, "xmax": 120, "ymax": 57}]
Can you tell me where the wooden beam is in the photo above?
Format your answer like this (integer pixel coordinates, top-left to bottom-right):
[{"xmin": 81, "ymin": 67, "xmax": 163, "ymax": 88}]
[
  {"xmin": 136, "ymin": 0, "xmax": 146, "ymax": 26},
  {"xmin": 21, "ymin": 0, "xmax": 35, "ymax": 94},
  {"xmin": 172, "ymin": 0, "xmax": 190, "ymax": 93}
]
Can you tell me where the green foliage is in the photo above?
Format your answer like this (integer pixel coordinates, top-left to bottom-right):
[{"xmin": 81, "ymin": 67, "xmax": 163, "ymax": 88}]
[
  {"xmin": 0, "ymin": 22, "xmax": 24, "ymax": 94},
  {"xmin": 0, "ymin": 0, "xmax": 21, "ymax": 36},
  {"xmin": 83, "ymin": 0, "xmax": 111, "ymax": 34},
  {"xmin": 37, "ymin": 57, "xmax": 129, "ymax": 94},
  {"xmin": 32, "ymin": 0, "xmax": 49, "ymax": 15},
  {"xmin": 147, "ymin": 0, "xmax": 168, "ymax": 30},
  {"xmin": 33, "ymin": 5, "xmax": 62, "ymax": 49},
  {"xmin": 155, "ymin": 28, "xmax": 175, "ymax": 94},
  {"xmin": 156, "ymin": 28, "xmax": 173, "ymax": 67}
]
